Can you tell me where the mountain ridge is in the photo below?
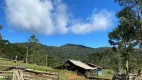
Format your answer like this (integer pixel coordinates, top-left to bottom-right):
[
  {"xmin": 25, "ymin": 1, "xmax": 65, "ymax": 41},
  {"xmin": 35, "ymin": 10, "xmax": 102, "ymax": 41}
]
[{"xmin": 15, "ymin": 42, "xmax": 111, "ymax": 62}]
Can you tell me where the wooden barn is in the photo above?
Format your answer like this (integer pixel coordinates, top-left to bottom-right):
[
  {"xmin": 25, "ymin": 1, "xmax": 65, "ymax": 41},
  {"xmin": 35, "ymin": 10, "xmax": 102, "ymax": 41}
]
[{"xmin": 55, "ymin": 60, "xmax": 101, "ymax": 78}]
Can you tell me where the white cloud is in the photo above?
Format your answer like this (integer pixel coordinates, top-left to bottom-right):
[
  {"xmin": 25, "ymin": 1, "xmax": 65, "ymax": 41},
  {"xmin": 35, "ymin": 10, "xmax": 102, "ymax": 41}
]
[
  {"xmin": 5, "ymin": 0, "xmax": 68, "ymax": 35},
  {"xmin": 5, "ymin": 0, "xmax": 115, "ymax": 35},
  {"xmin": 53, "ymin": 1, "xmax": 69, "ymax": 34},
  {"xmin": 70, "ymin": 10, "xmax": 115, "ymax": 34}
]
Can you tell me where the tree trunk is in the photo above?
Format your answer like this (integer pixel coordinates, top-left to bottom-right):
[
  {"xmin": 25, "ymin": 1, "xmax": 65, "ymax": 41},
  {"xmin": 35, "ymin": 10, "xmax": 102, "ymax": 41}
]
[{"xmin": 26, "ymin": 47, "xmax": 28, "ymax": 64}]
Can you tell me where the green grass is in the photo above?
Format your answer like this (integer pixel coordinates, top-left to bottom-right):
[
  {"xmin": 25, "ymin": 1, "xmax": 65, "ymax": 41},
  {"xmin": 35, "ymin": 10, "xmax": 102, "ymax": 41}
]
[{"xmin": 97, "ymin": 69, "xmax": 114, "ymax": 79}]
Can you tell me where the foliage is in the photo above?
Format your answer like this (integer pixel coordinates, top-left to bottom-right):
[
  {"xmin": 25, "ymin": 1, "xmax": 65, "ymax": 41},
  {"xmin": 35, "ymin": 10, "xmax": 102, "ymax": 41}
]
[
  {"xmin": 15, "ymin": 43, "xmax": 108, "ymax": 67},
  {"xmin": 88, "ymin": 49, "xmax": 142, "ymax": 73},
  {"xmin": 0, "ymin": 24, "xmax": 2, "ymax": 40},
  {"xmin": 3, "ymin": 75, "xmax": 12, "ymax": 80},
  {"xmin": 0, "ymin": 25, "xmax": 2, "ymax": 30},
  {"xmin": 28, "ymin": 34, "xmax": 39, "ymax": 43},
  {"xmin": 27, "ymin": 35, "xmax": 46, "ymax": 65},
  {"xmin": 106, "ymin": 0, "xmax": 142, "ymax": 74},
  {"xmin": 115, "ymin": 0, "xmax": 142, "ymax": 48},
  {"xmin": 0, "ymin": 40, "xmax": 25, "ymax": 60},
  {"xmin": 88, "ymin": 49, "xmax": 121, "ymax": 72}
]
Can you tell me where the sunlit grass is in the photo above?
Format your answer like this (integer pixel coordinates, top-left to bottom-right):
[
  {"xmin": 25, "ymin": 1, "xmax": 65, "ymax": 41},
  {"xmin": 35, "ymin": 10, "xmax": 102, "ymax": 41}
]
[{"xmin": 97, "ymin": 69, "xmax": 114, "ymax": 79}]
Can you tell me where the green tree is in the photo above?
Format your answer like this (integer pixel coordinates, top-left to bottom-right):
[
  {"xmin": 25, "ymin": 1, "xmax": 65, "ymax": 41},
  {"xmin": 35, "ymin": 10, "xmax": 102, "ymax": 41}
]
[
  {"xmin": 3, "ymin": 43, "xmax": 26, "ymax": 60},
  {"xmin": 28, "ymin": 34, "xmax": 39, "ymax": 43},
  {"xmin": 88, "ymin": 49, "xmax": 121, "ymax": 72},
  {"xmin": 108, "ymin": 8, "xmax": 138, "ymax": 80},
  {"xmin": 0, "ymin": 40, "xmax": 10, "ymax": 57},
  {"xmin": 115, "ymin": 0, "xmax": 142, "ymax": 49},
  {"xmin": 0, "ymin": 24, "xmax": 2, "ymax": 40},
  {"xmin": 27, "ymin": 34, "xmax": 47, "ymax": 65},
  {"xmin": 26, "ymin": 34, "xmax": 39, "ymax": 64},
  {"xmin": 88, "ymin": 52, "xmax": 103, "ymax": 66},
  {"xmin": 108, "ymin": 0, "xmax": 142, "ymax": 78}
]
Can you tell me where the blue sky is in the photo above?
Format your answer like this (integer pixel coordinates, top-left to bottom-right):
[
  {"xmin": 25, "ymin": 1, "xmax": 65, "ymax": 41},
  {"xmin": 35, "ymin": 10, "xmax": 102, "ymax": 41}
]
[{"xmin": 0, "ymin": 0, "xmax": 120, "ymax": 48}]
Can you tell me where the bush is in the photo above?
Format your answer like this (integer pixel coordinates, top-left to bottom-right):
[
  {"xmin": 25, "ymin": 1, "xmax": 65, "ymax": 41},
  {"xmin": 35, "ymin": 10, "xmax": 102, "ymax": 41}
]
[{"xmin": 3, "ymin": 75, "xmax": 12, "ymax": 80}]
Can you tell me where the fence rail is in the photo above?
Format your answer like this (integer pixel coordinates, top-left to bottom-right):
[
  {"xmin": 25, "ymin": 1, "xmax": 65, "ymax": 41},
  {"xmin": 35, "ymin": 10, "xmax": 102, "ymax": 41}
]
[{"xmin": 0, "ymin": 67, "xmax": 59, "ymax": 80}]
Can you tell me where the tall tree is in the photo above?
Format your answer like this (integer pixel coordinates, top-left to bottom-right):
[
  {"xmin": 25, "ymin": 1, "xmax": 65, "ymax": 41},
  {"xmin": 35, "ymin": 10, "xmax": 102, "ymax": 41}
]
[
  {"xmin": 115, "ymin": 0, "xmax": 142, "ymax": 49},
  {"xmin": 27, "ymin": 34, "xmax": 46, "ymax": 65},
  {"xmin": 108, "ymin": 0, "xmax": 142, "ymax": 79},
  {"xmin": 26, "ymin": 34, "xmax": 39, "ymax": 64},
  {"xmin": 108, "ymin": 6, "xmax": 138, "ymax": 79}
]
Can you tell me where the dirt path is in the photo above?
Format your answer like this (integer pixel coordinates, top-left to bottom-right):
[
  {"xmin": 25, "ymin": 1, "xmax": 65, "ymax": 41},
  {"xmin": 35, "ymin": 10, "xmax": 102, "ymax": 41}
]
[{"xmin": 64, "ymin": 72, "xmax": 86, "ymax": 80}]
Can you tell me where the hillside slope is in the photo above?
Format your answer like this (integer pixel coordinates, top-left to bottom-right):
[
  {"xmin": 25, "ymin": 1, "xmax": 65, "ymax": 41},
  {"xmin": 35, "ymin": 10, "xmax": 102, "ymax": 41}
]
[{"xmin": 15, "ymin": 43, "xmax": 110, "ymax": 62}]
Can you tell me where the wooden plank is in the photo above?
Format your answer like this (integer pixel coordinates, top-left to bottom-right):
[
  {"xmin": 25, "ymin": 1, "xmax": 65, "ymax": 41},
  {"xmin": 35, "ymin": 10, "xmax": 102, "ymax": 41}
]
[
  {"xmin": 1, "ymin": 65, "xmax": 26, "ymax": 70},
  {"xmin": 12, "ymin": 69, "xmax": 24, "ymax": 80},
  {"xmin": 0, "ymin": 71, "xmax": 13, "ymax": 73}
]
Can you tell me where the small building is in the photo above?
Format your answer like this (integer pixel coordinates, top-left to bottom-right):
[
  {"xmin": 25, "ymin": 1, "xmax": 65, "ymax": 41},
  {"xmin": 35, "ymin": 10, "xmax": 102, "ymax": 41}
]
[{"xmin": 55, "ymin": 60, "xmax": 102, "ymax": 78}]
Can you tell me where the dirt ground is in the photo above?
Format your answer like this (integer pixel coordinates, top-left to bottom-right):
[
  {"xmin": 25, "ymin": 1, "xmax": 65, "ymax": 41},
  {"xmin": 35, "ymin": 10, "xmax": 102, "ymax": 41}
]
[{"xmin": 64, "ymin": 72, "xmax": 86, "ymax": 80}]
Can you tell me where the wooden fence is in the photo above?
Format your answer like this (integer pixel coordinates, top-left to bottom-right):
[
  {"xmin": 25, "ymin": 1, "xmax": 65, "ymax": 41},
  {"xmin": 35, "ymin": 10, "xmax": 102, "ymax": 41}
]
[{"xmin": 0, "ymin": 67, "xmax": 59, "ymax": 80}]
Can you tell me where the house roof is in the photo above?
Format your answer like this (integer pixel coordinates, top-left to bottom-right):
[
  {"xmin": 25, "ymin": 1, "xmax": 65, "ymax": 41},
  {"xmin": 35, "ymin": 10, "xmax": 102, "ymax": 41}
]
[
  {"xmin": 86, "ymin": 63, "xmax": 102, "ymax": 68},
  {"xmin": 68, "ymin": 60, "xmax": 97, "ymax": 70}
]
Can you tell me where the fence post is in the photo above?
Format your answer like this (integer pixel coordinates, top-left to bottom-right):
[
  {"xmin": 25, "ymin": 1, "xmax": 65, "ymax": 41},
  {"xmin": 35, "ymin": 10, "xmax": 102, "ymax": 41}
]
[{"xmin": 15, "ymin": 55, "xmax": 17, "ymax": 63}]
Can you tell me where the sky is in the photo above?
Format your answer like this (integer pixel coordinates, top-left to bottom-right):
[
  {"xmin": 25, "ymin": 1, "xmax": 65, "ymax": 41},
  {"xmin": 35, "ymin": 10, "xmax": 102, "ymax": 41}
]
[{"xmin": 0, "ymin": 0, "xmax": 121, "ymax": 48}]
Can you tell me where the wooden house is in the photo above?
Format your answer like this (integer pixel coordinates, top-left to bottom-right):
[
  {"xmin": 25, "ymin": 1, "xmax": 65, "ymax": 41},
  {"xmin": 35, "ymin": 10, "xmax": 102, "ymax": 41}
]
[{"xmin": 55, "ymin": 60, "xmax": 101, "ymax": 78}]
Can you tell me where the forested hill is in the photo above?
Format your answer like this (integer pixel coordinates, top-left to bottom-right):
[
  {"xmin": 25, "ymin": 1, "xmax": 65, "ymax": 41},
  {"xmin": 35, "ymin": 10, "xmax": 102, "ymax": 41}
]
[
  {"xmin": 44, "ymin": 44, "xmax": 110, "ymax": 61},
  {"xmin": 15, "ymin": 43, "xmax": 110, "ymax": 61}
]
